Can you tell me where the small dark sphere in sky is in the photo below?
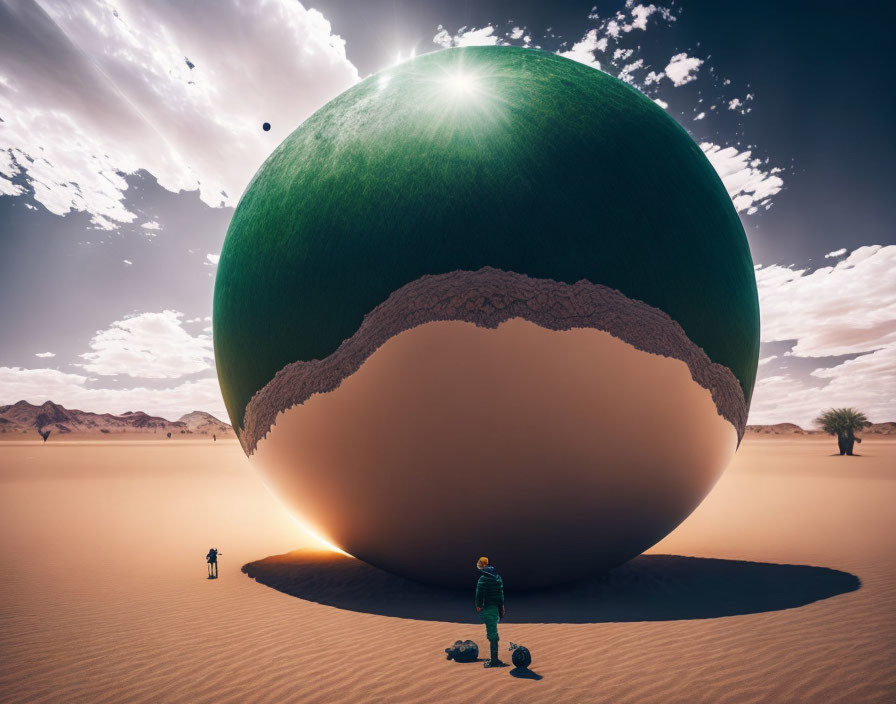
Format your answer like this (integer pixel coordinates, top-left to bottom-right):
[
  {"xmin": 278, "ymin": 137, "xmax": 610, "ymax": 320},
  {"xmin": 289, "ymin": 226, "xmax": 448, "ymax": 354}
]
[{"xmin": 262, "ymin": 122, "xmax": 271, "ymax": 132}]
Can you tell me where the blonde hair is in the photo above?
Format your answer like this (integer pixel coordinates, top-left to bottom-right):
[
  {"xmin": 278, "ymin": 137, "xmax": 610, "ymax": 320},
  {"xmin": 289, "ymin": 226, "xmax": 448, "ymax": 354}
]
[{"xmin": 477, "ymin": 556, "xmax": 489, "ymax": 568}]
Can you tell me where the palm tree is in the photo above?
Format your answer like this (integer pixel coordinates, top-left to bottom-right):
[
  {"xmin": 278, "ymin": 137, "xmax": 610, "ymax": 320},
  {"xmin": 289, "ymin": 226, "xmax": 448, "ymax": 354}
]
[{"xmin": 814, "ymin": 408, "xmax": 871, "ymax": 455}]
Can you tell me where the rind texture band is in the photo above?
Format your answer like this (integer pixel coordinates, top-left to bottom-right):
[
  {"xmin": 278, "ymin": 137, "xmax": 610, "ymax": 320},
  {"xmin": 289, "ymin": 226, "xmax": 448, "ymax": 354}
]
[{"xmin": 240, "ymin": 267, "xmax": 747, "ymax": 454}]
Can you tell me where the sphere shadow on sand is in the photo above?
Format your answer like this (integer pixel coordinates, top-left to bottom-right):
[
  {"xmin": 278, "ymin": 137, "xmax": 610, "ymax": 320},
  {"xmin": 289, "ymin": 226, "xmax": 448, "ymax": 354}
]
[{"xmin": 242, "ymin": 550, "xmax": 860, "ymax": 624}]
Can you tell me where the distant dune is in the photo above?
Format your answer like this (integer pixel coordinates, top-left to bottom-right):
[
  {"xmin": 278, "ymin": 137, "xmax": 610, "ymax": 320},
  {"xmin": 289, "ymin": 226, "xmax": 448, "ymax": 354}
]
[
  {"xmin": 0, "ymin": 400, "xmax": 231, "ymax": 439},
  {"xmin": 745, "ymin": 423, "xmax": 822, "ymax": 436},
  {"xmin": 746, "ymin": 421, "xmax": 895, "ymax": 436},
  {"xmin": 865, "ymin": 421, "xmax": 896, "ymax": 435}
]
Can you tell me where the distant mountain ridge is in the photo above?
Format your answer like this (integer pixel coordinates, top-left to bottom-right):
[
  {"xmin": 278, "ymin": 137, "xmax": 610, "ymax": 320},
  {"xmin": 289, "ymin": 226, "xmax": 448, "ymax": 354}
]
[
  {"xmin": 0, "ymin": 400, "xmax": 231, "ymax": 439},
  {"xmin": 1, "ymin": 400, "xmax": 892, "ymax": 440}
]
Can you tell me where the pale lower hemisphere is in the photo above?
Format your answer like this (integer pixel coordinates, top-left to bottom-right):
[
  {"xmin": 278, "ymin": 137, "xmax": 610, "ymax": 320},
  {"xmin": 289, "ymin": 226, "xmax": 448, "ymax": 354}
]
[
  {"xmin": 240, "ymin": 267, "xmax": 748, "ymax": 455},
  {"xmin": 251, "ymin": 317, "xmax": 739, "ymax": 589}
]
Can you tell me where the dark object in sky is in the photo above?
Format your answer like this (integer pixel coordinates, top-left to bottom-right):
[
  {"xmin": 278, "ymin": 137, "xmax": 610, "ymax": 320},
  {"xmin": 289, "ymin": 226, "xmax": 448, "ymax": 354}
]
[
  {"xmin": 39, "ymin": 429, "xmax": 51, "ymax": 442},
  {"xmin": 184, "ymin": 56, "xmax": 194, "ymax": 70},
  {"xmin": 445, "ymin": 639, "xmax": 478, "ymax": 663},
  {"xmin": 508, "ymin": 642, "xmax": 531, "ymax": 669},
  {"xmin": 262, "ymin": 122, "xmax": 271, "ymax": 132}
]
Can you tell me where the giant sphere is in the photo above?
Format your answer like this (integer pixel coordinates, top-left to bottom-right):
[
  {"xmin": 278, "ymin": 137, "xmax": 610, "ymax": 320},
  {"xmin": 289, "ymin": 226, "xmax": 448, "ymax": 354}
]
[{"xmin": 214, "ymin": 46, "xmax": 759, "ymax": 589}]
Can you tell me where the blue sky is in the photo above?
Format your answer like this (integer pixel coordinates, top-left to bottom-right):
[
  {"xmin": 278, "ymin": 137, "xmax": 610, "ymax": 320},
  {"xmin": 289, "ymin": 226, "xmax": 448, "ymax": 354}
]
[{"xmin": 0, "ymin": 0, "xmax": 893, "ymax": 426}]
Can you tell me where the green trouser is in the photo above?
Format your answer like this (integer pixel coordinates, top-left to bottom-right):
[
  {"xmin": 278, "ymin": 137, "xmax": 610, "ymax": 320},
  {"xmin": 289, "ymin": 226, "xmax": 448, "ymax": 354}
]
[{"xmin": 480, "ymin": 604, "xmax": 500, "ymax": 644}]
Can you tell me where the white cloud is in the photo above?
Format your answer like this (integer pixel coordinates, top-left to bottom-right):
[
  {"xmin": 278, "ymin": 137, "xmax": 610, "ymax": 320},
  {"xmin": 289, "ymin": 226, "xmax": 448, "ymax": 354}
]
[
  {"xmin": 617, "ymin": 59, "xmax": 643, "ymax": 83},
  {"xmin": 0, "ymin": 176, "xmax": 23, "ymax": 197},
  {"xmin": 0, "ymin": 0, "xmax": 358, "ymax": 229},
  {"xmin": 825, "ymin": 248, "xmax": 847, "ymax": 258},
  {"xmin": 433, "ymin": 25, "xmax": 501, "ymax": 48},
  {"xmin": 122, "ymin": 259, "xmax": 133, "ymax": 266},
  {"xmin": 140, "ymin": 221, "xmax": 161, "ymax": 231},
  {"xmin": 0, "ymin": 367, "xmax": 226, "ymax": 421},
  {"xmin": 750, "ymin": 245, "xmax": 896, "ymax": 426},
  {"xmin": 728, "ymin": 98, "xmax": 742, "ymax": 111},
  {"xmin": 641, "ymin": 51, "xmax": 702, "ymax": 88},
  {"xmin": 509, "ymin": 27, "xmax": 525, "ymax": 40},
  {"xmin": 653, "ymin": 98, "xmax": 669, "ymax": 109},
  {"xmin": 35, "ymin": 352, "xmax": 55, "ymax": 359},
  {"xmin": 205, "ymin": 253, "xmax": 220, "ymax": 266},
  {"xmin": 558, "ymin": 29, "xmax": 606, "ymax": 69},
  {"xmin": 701, "ymin": 143, "xmax": 784, "ymax": 213},
  {"xmin": 80, "ymin": 310, "xmax": 214, "ymax": 379},
  {"xmin": 0, "ymin": 149, "xmax": 25, "ymax": 196},
  {"xmin": 663, "ymin": 53, "xmax": 703, "ymax": 86},
  {"xmin": 694, "ymin": 111, "xmax": 705, "ymax": 120},
  {"xmin": 625, "ymin": 4, "xmax": 657, "ymax": 32},
  {"xmin": 756, "ymin": 246, "xmax": 896, "ymax": 357},
  {"xmin": 750, "ymin": 344, "xmax": 896, "ymax": 427}
]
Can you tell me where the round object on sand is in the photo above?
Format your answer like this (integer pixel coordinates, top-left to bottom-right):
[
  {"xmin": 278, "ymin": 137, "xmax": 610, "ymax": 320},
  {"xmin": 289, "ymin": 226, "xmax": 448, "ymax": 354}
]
[
  {"xmin": 445, "ymin": 640, "xmax": 479, "ymax": 663},
  {"xmin": 510, "ymin": 643, "xmax": 532, "ymax": 669}
]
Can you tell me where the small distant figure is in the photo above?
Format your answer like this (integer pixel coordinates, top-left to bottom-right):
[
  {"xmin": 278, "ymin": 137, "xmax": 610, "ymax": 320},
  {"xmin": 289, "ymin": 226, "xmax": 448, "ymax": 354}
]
[
  {"xmin": 206, "ymin": 548, "xmax": 221, "ymax": 579},
  {"xmin": 475, "ymin": 556, "xmax": 506, "ymax": 668},
  {"xmin": 262, "ymin": 122, "xmax": 271, "ymax": 132},
  {"xmin": 39, "ymin": 429, "xmax": 51, "ymax": 443},
  {"xmin": 166, "ymin": 432, "xmax": 172, "ymax": 439},
  {"xmin": 213, "ymin": 434, "xmax": 216, "ymax": 442}
]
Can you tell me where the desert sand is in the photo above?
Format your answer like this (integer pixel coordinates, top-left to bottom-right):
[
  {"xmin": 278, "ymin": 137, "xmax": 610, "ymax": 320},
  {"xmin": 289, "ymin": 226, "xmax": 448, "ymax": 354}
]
[{"xmin": 1, "ymin": 437, "xmax": 894, "ymax": 703}]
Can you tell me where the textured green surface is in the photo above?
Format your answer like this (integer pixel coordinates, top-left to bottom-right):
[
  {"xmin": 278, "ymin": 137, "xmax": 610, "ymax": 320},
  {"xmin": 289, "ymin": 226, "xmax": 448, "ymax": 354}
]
[{"xmin": 214, "ymin": 46, "xmax": 759, "ymax": 434}]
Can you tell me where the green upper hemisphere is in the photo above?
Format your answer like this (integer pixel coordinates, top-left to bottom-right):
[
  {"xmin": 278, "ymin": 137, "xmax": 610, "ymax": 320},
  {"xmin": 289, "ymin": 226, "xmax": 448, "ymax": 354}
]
[{"xmin": 214, "ymin": 46, "xmax": 760, "ymax": 434}]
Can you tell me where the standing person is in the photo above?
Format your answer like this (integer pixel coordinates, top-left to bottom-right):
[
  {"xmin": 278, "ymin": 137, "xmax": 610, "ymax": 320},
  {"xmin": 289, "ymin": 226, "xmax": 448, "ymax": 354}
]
[
  {"xmin": 206, "ymin": 548, "xmax": 221, "ymax": 579},
  {"xmin": 475, "ymin": 556, "xmax": 506, "ymax": 668}
]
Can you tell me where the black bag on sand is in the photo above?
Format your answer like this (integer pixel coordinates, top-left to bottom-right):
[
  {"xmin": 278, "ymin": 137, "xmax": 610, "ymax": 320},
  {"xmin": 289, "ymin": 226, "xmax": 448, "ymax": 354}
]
[
  {"xmin": 445, "ymin": 640, "xmax": 479, "ymax": 663},
  {"xmin": 508, "ymin": 642, "xmax": 531, "ymax": 669}
]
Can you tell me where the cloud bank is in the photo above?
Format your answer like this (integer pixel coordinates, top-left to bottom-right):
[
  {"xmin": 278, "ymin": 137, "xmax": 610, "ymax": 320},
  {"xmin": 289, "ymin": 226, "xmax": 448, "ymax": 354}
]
[
  {"xmin": 433, "ymin": 25, "xmax": 502, "ymax": 48},
  {"xmin": 80, "ymin": 310, "xmax": 213, "ymax": 379},
  {"xmin": 2, "ymin": 307, "xmax": 224, "ymax": 420},
  {"xmin": 0, "ymin": 0, "xmax": 358, "ymax": 229},
  {"xmin": 700, "ymin": 143, "xmax": 784, "ymax": 214},
  {"xmin": 750, "ymin": 246, "xmax": 896, "ymax": 426}
]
